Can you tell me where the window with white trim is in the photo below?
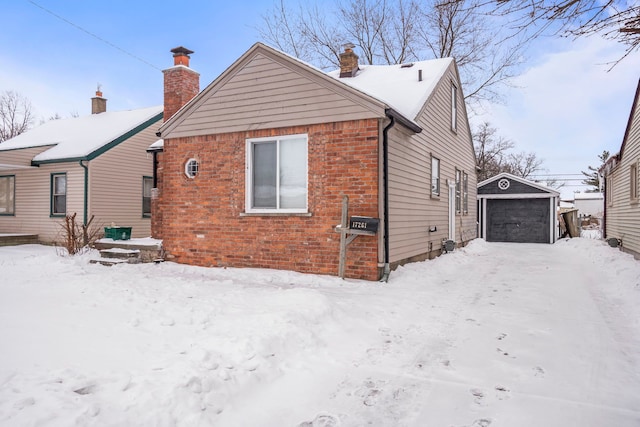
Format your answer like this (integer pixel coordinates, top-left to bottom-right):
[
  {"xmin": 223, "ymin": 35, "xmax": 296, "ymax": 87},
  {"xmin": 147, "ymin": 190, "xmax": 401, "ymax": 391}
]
[
  {"xmin": 463, "ymin": 171, "xmax": 468, "ymax": 214},
  {"xmin": 0, "ymin": 175, "xmax": 15, "ymax": 215},
  {"xmin": 246, "ymin": 134, "xmax": 308, "ymax": 212},
  {"xmin": 143, "ymin": 176, "xmax": 153, "ymax": 217},
  {"xmin": 631, "ymin": 162, "xmax": 638, "ymax": 201},
  {"xmin": 455, "ymin": 169, "xmax": 461, "ymax": 214},
  {"xmin": 451, "ymin": 82, "xmax": 458, "ymax": 131},
  {"xmin": 185, "ymin": 158, "xmax": 199, "ymax": 178},
  {"xmin": 51, "ymin": 173, "xmax": 66, "ymax": 216},
  {"xmin": 431, "ymin": 156, "xmax": 440, "ymax": 197},
  {"xmin": 607, "ymin": 176, "xmax": 613, "ymax": 206}
]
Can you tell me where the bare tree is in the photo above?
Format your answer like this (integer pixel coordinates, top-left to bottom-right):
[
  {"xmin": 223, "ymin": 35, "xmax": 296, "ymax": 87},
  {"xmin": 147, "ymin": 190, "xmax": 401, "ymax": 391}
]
[
  {"xmin": 474, "ymin": 121, "xmax": 545, "ymax": 180},
  {"xmin": 473, "ymin": 122, "xmax": 515, "ymax": 181},
  {"xmin": 419, "ymin": 0, "xmax": 525, "ymax": 105},
  {"xmin": 0, "ymin": 91, "xmax": 34, "ymax": 143},
  {"xmin": 505, "ymin": 151, "xmax": 545, "ymax": 178},
  {"xmin": 470, "ymin": 0, "xmax": 640, "ymax": 65},
  {"xmin": 257, "ymin": 0, "xmax": 526, "ymax": 106}
]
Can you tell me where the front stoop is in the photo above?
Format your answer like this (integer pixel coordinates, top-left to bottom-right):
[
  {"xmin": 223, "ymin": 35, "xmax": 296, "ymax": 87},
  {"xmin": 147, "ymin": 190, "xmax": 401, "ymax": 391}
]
[{"xmin": 90, "ymin": 238, "xmax": 163, "ymax": 266}]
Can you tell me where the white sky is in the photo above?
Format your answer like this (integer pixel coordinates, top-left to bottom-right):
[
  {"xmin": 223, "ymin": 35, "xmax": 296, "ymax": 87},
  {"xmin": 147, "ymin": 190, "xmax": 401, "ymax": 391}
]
[{"xmin": 474, "ymin": 36, "xmax": 640, "ymax": 198}]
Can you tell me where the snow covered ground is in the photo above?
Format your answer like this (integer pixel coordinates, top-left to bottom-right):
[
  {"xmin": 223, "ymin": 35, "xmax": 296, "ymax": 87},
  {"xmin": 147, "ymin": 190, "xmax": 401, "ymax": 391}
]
[{"xmin": 1, "ymin": 238, "xmax": 639, "ymax": 426}]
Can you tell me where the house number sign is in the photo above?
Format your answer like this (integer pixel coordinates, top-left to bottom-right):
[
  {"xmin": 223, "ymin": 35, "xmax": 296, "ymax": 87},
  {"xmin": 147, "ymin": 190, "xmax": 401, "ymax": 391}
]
[{"xmin": 349, "ymin": 216, "xmax": 379, "ymax": 233}]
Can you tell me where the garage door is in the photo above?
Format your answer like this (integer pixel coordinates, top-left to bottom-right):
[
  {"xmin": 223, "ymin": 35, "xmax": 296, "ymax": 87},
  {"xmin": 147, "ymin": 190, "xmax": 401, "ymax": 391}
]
[{"xmin": 486, "ymin": 198, "xmax": 550, "ymax": 243}]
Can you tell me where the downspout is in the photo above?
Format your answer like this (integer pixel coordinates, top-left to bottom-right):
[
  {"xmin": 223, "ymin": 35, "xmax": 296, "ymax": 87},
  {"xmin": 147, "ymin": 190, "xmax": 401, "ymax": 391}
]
[
  {"xmin": 152, "ymin": 151, "xmax": 159, "ymax": 187},
  {"xmin": 79, "ymin": 160, "xmax": 88, "ymax": 226},
  {"xmin": 380, "ymin": 115, "xmax": 395, "ymax": 282}
]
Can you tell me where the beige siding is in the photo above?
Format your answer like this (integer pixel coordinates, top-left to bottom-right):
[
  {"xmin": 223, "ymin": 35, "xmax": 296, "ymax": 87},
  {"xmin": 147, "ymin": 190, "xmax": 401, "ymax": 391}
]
[
  {"xmin": 0, "ymin": 163, "xmax": 84, "ymax": 242},
  {"xmin": 165, "ymin": 51, "xmax": 384, "ymax": 138},
  {"xmin": 0, "ymin": 122, "xmax": 159, "ymax": 242},
  {"xmin": 0, "ymin": 146, "xmax": 52, "ymax": 168},
  {"xmin": 89, "ymin": 124, "xmax": 157, "ymax": 238},
  {"xmin": 606, "ymin": 89, "xmax": 640, "ymax": 256},
  {"xmin": 387, "ymin": 62, "xmax": 477, "ymax": 263}
]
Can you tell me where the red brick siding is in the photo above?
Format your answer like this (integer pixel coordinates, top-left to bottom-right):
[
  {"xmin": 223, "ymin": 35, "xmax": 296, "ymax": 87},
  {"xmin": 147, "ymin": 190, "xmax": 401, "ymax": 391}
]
[
  {"xmin": 156, "ymin": 119, "xmax": 381, "ymax": 280},
  {"xmin": 163, "ymin": 67, "xmax": 199, "ymax": 122}
]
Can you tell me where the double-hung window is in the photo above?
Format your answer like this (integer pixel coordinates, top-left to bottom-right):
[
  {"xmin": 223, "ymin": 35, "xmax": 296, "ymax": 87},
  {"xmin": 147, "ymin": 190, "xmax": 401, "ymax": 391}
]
[
  {"xmin": 455, "ymin": 169, "xmax": 461, "ymax": 214},
  {"xmin": 246, "ymin": 134, "xmax": 308, "ymax": 213},
  {"xmin": 431, "ymin": 156, "xmax": 440, "ymax": 197},
  {"xmin": 143, "ymin": 176, "xmax": 153, "ymax": 217},
  {"xmin": 451, "ymin": 83, "xmax": 458, "ymax": 132},
  {"xmin": 0, "ymin": 175, "xmax": 15, "ymax": 215},
  {"xmin": 463, "ymin": 171, "xmax": 469, "ymax": 214},
  {"xmin": 51, "ymin": 173, "xmax": 67, "ymax": 216},
  {"xmin": 630, "ymin": 162, "xmax": 639, "ymax": 201}
]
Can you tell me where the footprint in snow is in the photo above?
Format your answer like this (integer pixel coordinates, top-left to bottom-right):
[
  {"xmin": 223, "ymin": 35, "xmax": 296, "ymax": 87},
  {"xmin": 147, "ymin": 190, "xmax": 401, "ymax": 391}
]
[
  {"xmin": 470, "ymin": 388, "xmax": 484, "ymax": 405},
  {"xmin": 471, "ymin": 419, "xmax": 492, "ymax": 427},
  {"xmin": 533, "ymin": 366, "xmax": 545, "ymax": 377},
  {"xmin": 297, "ymin": 413, "xmax": 340, "ymax": 427},
  {"xmin": 497, "ymin": 333, "xmax": 507, "ymax": 340},
  {"xmin": 495, "ymin": 385, "xmax": 511, "ymax": 400}
]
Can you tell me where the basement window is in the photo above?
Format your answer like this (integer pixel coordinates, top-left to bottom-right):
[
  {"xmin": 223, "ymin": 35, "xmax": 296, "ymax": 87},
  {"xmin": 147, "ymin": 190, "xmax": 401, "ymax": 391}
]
[{"xmin": 185, "ymin": 158, "xmax": 199, "ymax": 179}]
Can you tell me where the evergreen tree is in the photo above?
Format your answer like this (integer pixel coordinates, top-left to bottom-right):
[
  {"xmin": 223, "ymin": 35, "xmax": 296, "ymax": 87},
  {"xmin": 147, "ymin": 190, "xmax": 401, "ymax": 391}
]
[{"xmin": 581, "ymin": 150, "xmax": 610, "ymax": 191}]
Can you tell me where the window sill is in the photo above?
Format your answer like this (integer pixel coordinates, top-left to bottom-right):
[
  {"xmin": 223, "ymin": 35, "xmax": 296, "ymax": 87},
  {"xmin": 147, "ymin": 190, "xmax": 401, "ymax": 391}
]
[
  {"xmin": 0, "ymin": 213, "xmax": 15, "ymax": 216},
  {"xmin": 240, "ymin": 212, "xmax": 312, "ymax": 217},
  {"xmin": 50, "ymin": 214, "xmax": 66, "ymax": 218}
]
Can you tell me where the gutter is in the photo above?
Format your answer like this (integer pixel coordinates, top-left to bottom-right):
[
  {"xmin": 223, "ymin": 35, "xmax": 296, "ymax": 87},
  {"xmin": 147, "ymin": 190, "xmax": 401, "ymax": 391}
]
[{"xmin": 79, "ymin": 160, "xmax": 88, "ymax": 226}]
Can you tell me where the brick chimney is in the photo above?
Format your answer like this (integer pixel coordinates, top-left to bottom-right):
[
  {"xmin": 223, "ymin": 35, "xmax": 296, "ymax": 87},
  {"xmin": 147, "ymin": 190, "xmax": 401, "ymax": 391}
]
[
  {"xmin": 91, "ymin": 89, "xmax": 107, "ymax": 114},
  {"xmin": 163, "ymin": 46, "xmax": 200, "ymax": 122},
  {"xmin": 339, "ymin": 43, "xmax": 359, "ymax": 78}
]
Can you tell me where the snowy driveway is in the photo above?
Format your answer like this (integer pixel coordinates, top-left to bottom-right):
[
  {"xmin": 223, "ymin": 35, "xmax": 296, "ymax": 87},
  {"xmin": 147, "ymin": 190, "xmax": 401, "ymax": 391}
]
[{"xmin": 0, "ymin": 239, "xmax": 639, "ymax": 426}]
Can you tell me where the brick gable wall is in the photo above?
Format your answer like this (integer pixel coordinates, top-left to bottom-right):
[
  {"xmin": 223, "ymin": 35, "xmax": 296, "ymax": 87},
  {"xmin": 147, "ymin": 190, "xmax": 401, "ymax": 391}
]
[{"xmin": 154, "ymin": 119, "xmax": 381, "ymax": 280}]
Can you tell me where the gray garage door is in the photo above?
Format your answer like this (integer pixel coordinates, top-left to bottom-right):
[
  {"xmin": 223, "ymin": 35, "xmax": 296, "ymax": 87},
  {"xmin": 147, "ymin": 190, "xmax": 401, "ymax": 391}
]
[{"xmin": 486, "ymin": 198, "xmax": 550, "ymax": 243}]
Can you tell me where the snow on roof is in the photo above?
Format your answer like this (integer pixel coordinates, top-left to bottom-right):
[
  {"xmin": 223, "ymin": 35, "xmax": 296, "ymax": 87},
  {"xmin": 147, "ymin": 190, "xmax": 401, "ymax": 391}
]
[
  {"xmin": 327, "ymin": 59, "xmax": 452, "ymax": 120},
  {"xmin": 0, "ymin": 106, "xmax": 163, "ymax": 162},
  {"xmin": 574, "ymin": 192, "xmax": 604, "ymax": 200},
  {"xmin": 147, "ymin": 138, "xmax": 164, "ymax": 151}
]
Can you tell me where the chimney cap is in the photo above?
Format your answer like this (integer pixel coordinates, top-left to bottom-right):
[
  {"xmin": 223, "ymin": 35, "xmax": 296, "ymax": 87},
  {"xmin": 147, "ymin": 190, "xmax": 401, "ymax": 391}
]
[
  {"xmin": 343, "ymin": 42, "xmax": 356, "ymax": 52},
  {"xmin": 171, "ymin": 46, "xmax": 194, "ymax": 57}
]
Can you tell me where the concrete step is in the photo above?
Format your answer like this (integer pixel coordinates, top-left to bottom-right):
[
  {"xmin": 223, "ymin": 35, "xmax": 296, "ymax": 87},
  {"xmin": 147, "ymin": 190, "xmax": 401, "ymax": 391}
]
[
  {"xmin": 89, "ymin": 257, "xmax": 142, "ymax": 266},
  {"xmin": 99, "ymin": 248, "xmax": 141, "ymax": 260}
]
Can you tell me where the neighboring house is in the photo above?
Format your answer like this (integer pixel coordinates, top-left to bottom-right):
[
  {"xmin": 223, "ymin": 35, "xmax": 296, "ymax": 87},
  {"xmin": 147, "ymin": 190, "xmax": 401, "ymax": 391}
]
[
  {"xmin": 477, "ymin": 173, "xmax": 559, "ymax": 244},
  {"xmin": 153, "ymin": 43, "xmax": 478, "ymax": 281},
  {"xmin": 600, "ymin": 79, "xmax": 640, "ymax": 258},
  {"xmin": 573, "ymin": 192, "xmax": 604, "ymax": 217},
  {"xmin": 0, "ymin": 92, "xmax": 162, "ymax": 243}
]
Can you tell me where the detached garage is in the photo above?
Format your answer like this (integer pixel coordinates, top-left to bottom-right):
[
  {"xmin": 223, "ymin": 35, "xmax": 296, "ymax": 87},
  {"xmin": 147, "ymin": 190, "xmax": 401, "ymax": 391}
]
[{"xmin": 478, "ymin": 173, "xmax": 559, "ymax": 244}]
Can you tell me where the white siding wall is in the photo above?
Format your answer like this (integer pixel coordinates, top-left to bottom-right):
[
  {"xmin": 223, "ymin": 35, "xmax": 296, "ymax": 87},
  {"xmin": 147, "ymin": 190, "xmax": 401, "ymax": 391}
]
[
  {"xmin": 607, "ymin": 91, "xmax": 640, "ymax": 256},
  {"xmin": 387, "ymin": 63, "xmax": 477, "ymax": 263},
  {"xmin": 0, "ymin": 163, "xmax": 84, "ymax": 242},
  {"xmin": 0, "ymin": 146, "xmax": 53, "ymax": 168},
  {"xmin": 89, "ymin": 124, "xmax": 158, "ymax": 238},
  {"xmin": 0, "ymin": 122, "xmax": 159, "ymax": 242}
]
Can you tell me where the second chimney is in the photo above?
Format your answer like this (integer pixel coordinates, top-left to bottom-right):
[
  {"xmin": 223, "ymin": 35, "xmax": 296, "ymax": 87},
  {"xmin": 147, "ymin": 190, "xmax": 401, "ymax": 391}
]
[
  {"xmin": 339, "ymin": 43, "xmax": 359, "ymax": 78},
  {"xmin": 163, "ymin": 46, "xmax": 200, "ymax": 122},
  {"xmin": 91, "ymin": 90, "xmax": 107, "ymax": 114}
]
